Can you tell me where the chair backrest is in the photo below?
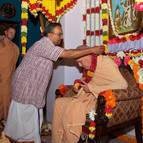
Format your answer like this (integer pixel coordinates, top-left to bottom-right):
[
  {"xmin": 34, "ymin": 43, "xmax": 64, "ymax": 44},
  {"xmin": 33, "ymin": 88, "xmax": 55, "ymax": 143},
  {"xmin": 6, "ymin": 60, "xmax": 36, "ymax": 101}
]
[{"xmin": 107, "ymin": 66, "xmax": 142, "ymax": 127}]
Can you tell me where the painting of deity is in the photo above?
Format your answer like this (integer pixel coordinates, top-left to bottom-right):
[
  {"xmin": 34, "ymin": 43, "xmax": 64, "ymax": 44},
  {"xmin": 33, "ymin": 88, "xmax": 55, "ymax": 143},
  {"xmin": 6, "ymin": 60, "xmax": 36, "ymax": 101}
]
[{"xmin": 110, "ymin": 0, "xmax": 142, "ymax": 35}]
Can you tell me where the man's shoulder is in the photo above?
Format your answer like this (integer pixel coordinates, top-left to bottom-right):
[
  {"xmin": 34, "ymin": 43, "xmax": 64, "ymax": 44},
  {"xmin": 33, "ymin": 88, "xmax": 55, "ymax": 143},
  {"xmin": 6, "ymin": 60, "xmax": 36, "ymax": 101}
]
[{"xmin": 0, "ymin": 36, "xmax": 5, "ymax": 48}]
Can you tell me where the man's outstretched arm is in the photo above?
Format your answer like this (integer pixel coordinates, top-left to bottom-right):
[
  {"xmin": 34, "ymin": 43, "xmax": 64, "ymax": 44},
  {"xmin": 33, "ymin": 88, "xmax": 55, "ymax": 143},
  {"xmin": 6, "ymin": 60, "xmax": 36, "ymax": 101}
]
[{"xmin": 59, "ymin": 46, "xmax": 104, "ymax": 59}]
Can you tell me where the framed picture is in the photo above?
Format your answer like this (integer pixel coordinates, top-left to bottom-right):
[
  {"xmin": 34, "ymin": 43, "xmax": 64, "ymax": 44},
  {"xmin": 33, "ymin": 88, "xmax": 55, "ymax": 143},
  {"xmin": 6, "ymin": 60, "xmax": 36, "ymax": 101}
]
[{"xmin": 109, "ymin": 0, "xmax": 142, "ymax": 37}]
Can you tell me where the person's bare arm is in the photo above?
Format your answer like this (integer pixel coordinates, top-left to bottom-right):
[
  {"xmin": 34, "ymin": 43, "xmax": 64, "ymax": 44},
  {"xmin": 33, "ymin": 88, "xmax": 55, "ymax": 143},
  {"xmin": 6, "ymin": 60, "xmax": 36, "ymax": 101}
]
[{"xmin": 59, "ymin": 46, "xmax": 104, "ymax": 59}]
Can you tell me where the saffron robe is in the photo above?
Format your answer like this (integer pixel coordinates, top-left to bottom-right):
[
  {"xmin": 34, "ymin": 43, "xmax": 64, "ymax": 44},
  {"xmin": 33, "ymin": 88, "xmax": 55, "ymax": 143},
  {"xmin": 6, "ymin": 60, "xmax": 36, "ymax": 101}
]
[
  {"xmin": 0, "ymin": 37, "xmax": 19, "ymax": 120},
  {"xmin": 52, "ymin": 55, "xmax": 128, "ymax": 143}
]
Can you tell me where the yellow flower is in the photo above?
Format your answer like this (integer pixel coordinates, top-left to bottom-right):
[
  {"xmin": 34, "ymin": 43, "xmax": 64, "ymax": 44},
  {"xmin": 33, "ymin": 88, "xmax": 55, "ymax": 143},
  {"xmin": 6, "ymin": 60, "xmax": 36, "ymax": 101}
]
[
  {"xmin": 103, "ymin": 35, "xmax": 108, "ymax": 41},
  {"xmin": 29, "ymin": 0, "xmax": 37, "ymax": 4},
  {"xmin": 102, "ymin": 13, "xmax": 108, "ymax": 19},
  {"xmin": 87, "ymin": 71, "xmax": 94, "ymax": 77},
  {"xmin": 21, "ymin": 36, "xmax": 27, "ymax": 43},
  {"xmin": 89, "ymin": 127, "xmax": 95, "ymax": 132},
  {"xmin": 22, "ymin": 46, "xmax": 26, "ymax": 54},
  {"xmin": 74, "ymin": 83, "xmax": 80, "ymax": 89},
  {"xmin": 89, "ymin": 134, "xmax": 95, "ymax": 139},
  {"xmin": 105, "ymin": 113, "xmax": 112, "ymax": 118},
  {"xmin": 21, "ymin": 13, "xmax": 28, "ymax": 19}
]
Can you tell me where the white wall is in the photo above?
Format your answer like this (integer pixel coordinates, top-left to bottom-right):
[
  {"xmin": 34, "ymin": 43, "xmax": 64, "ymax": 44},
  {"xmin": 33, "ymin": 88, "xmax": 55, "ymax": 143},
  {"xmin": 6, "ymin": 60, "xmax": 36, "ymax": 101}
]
[{"xmin": 46, "ymin": 0, "xmax": 85, "ymax": 122}]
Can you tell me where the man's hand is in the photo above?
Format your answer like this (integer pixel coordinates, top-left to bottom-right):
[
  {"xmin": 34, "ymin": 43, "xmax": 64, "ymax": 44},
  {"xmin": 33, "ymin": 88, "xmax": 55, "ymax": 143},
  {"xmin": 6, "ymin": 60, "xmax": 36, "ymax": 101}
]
[
  {"xmin": 80, "ymin": 80, "xmax": 91, "ymax": 93},
  {"xmin": 92, "ymin": 46, "xmax": 105, "ymax": 55}
]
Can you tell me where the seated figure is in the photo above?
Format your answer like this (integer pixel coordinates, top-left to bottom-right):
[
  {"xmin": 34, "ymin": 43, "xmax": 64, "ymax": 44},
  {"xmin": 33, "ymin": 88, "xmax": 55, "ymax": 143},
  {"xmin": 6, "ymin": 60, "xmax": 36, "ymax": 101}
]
[{"xmin": 52, "ymin": 55, "xmax": 128, "ymax": 143}]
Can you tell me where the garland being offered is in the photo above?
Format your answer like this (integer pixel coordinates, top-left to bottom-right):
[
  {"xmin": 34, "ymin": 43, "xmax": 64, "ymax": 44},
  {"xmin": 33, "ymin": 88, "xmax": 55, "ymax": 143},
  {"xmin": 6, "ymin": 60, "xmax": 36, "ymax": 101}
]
[{"xmin": 74, "ymin": 54, "xmax": 97, "ymax": 91}]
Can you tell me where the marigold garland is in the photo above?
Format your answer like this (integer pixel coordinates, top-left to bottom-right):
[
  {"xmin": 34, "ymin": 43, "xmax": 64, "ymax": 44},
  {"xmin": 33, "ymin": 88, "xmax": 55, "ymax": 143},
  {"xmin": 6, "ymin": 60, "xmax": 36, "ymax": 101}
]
[
  {"xmin": 73, "ymin": 54, "xmax": 97, "ymax": 91},
  {"xmin": 111, "ymin": 51, "xmax": 143, "ymax": 91},
  {"xmin": 81, "ymin": 90, "xmax": 116, "ymax": 140},
  {"xmin": 21, "ymin": 0, "xmax": 28, "ymax": 55},
  {"xmin": 28, "ymin": 0, "xmax": 77, "ymax": 22},
  {"xmin": 101, "ymin": 0, "xmax": 109, "ymax": 52}
]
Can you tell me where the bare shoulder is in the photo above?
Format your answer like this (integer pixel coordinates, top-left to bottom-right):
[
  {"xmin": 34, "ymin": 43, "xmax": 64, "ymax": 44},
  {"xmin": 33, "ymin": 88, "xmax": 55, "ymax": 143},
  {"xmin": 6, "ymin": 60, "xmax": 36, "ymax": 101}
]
[
  {"xmin": 12, "ymin": 42, "xmax": 19, "ymax": 54},
  {"xmin": 0, "ymin": 36, "xmax": 5, "ymax": 48}
]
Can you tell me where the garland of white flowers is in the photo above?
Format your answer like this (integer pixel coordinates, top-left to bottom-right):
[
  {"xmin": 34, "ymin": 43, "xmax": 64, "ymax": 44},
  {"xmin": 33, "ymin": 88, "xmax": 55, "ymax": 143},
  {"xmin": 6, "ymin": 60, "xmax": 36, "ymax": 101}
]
[
  {"xmin": 83, "ymin": 0, "xmax": 102, "ymax": 47},
  {"xmin": 108, "ymin": 1, "xmax": 141, "ymax": 38}
]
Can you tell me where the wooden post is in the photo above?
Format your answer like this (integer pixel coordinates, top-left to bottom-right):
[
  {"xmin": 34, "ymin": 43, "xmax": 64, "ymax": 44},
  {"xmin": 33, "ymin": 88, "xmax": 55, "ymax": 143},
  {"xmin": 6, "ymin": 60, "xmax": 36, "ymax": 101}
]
[{"xmin": 38, "ymin": 12, "xmax": 45, "ymax": 35}]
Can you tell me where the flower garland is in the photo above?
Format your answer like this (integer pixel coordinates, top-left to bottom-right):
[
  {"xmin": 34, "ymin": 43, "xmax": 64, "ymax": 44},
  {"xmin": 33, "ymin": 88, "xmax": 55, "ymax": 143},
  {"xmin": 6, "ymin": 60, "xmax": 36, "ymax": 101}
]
[
  {"xmin": 81, "ymin": 90, "xmax": 116, "ymax": 140},
  {"xmin": 55, "ymin": 84, "xmax": 68, "ymax": 98},
  {"xmin": 56, "ymin": 54, "xmax": 116, "ymax": 140},
  {"xmin": 28, "ymin": 0, "xmax": 77, "ymax": 22},
  {"xmin": 21, "ymin": 0, "xmax": 29, "ymax": 55},
  {"xmin": 73, "ymin": 54, "xmax": 97, "ymax": 91},
  {"xmin": 82, "ymin": 0, "xmax": 101, "ymax": 47},
  {"xmin": 113, "ymin": 51, "xmax": 143, "ymax": 90},
  {"xmin": 108, "ymin": 33, "xmax": 143, "ymax": 45},
  {"xmin": 107, "ymin": 33, "xmax": 143, "ymax": 56},
  {"xmin": 101, "ymin": 0, "xmax": 109, "ymax": 52},
  {"xmin": 82, "ymin": 0, "xmax": 108, "ymax": 51},
  {"xmin": 73, "ymin": 54, "xmax": 116, "ymax": 140}
]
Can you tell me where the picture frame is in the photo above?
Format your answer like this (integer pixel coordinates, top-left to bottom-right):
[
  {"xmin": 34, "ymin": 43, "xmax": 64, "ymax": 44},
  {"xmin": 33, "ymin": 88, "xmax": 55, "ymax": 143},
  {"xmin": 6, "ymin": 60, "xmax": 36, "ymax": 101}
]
[{"xmin": 109, "ymin": 0, "xmax": 142, "ymax": 37}]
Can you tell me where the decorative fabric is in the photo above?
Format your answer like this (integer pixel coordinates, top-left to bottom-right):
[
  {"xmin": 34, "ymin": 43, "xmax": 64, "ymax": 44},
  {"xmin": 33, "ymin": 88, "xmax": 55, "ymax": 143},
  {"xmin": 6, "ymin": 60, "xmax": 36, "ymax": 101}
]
[{"xmin": 28, "ymin": 0, "xmax": 77, "ymax": 21}]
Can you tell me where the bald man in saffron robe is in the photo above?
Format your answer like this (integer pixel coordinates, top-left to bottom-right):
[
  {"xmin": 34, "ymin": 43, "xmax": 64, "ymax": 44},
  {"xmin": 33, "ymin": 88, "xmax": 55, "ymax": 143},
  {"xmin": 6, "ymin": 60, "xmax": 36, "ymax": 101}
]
[
  {"xmin": 0, "ymin": 26, "xmax": 19, "ymax": 121},
  {"xmin": 52, "ymin": 55, "xmax": 128, "ymax": 143}
]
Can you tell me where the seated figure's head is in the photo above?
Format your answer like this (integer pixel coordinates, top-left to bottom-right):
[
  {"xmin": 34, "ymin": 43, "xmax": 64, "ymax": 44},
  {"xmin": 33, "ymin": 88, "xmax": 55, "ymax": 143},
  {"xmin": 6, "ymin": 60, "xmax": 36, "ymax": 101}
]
[{"xmin": 76, "ymin": 55, "xmax": 92, "ymax": 69}]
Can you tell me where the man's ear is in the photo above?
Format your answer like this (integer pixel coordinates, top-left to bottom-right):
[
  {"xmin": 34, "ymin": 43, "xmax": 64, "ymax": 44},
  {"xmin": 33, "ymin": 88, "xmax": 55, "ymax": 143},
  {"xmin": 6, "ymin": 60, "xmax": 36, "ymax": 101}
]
[{"xmin": 47, "ymin": 33, "xmax": 52, "ymax": 38}]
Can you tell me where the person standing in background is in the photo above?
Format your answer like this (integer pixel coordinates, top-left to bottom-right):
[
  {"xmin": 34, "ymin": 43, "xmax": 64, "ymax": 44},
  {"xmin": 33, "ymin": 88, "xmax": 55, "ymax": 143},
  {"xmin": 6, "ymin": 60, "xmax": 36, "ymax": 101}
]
[{"xmin": 0, "ymin": 24, "xmax": 19, "ymax": 122}]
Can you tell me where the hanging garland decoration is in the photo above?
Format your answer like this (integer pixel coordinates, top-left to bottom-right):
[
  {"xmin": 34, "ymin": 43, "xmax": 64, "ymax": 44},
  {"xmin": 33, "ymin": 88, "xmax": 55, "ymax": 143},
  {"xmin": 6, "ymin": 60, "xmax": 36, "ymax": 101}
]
[
  {"xmin": 82, "ymin": 0, "xmax": 102, "ymax": 47},
  {"xmin": 112, "ymin": 51, "xmax": 143, "ymax": 91},
  {"xmin": 82, "ymin": 0, "xmax": 109, "ymax": 52},
  {"xmin": 81, "ymin": 90, "xmax": 116, "ymax": 140},
  {"xmin": 107, "ymin": 33, "xmax": 143, "ymax": 54},
  {"xmin": 28, "ymin": 0, "xmax": 77, "ymax": 22},
  {"xmin": 28, "ymin": 0, "xmax": 42, "ymax": 17},
  {"xmin": 74, "ymin": 54, "xmax": 97, "ymax": 91},
  {"xmin": 21, "ymin": 0, "xmax": 29, "ymax": 55},
  {"xmin": 101, "ymin": 0, "xmax": 109, "ymax": 52},
  {"xmin": 134, "ymin": 0, "xmax": 143, "ymax": 11}
]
